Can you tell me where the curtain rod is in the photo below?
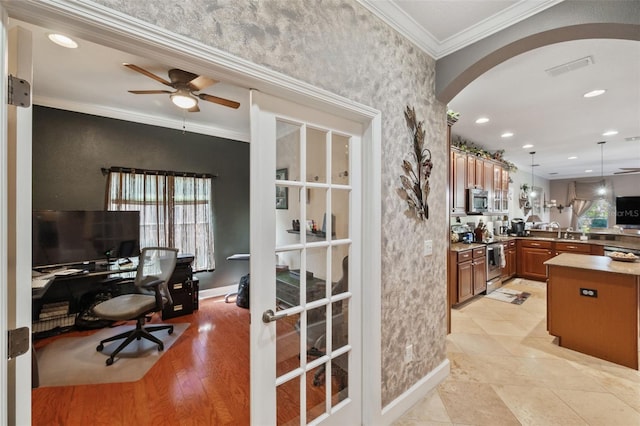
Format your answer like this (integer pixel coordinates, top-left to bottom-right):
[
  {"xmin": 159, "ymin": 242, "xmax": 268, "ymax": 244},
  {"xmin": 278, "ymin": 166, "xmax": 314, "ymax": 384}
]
[{"xmin": 101, "ymin": 166, "xmax": 217, "ymax": 179}]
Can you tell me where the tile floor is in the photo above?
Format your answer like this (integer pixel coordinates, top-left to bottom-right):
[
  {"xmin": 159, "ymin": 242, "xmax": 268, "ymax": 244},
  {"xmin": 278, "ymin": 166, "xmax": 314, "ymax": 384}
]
[{"xmin": 394, "ymin": 278, "xmax": 640, "ymax": 426}]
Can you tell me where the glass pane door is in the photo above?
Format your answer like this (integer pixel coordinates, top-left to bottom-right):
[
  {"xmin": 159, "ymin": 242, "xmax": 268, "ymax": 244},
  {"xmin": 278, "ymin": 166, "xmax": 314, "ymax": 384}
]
[{"xmin": 274, "ymin": 121, "xmax": 353, "ymax": 425}]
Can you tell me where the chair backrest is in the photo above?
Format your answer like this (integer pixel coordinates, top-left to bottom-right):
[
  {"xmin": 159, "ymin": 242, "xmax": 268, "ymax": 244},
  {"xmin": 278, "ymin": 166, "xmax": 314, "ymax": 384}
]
[{"xmin": 134, "ymin": 247, "xmax": 179, "ymax": 307}]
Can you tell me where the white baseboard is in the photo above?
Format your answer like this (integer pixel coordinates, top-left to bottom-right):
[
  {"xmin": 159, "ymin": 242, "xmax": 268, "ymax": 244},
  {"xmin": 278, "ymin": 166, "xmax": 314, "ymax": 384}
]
[
  {"xmin": 198, "ymin": 284, "xmax": 237, "ymax": 300},
  {"xmin": 380, "ymin": 358, "xmax": 450, "ymax": 424}
]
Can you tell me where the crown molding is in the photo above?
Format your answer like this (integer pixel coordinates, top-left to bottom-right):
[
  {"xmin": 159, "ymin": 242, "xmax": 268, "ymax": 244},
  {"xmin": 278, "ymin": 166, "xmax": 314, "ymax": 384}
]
[
  {"xmin": 34, "ymin": 96, "xmax": 251, "ymax": 142},
  {"xmin": 357, "ymin": 0, "xmax": 563, "ymax": 59}
]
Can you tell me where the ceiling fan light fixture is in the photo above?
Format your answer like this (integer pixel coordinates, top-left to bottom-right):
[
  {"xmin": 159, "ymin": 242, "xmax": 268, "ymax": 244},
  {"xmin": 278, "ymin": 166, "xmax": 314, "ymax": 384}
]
[
  {"xmin": 170, "ymin": 90, "xmax": 197, "ymax": 109},
  {"xmin": 48, "ymin": 33, "xmax": 78, "ymax": 49}
]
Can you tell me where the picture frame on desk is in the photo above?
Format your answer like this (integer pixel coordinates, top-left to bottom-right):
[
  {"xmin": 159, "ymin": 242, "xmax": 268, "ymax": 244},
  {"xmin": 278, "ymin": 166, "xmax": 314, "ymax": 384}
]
[{"xmin": 276, "ymin": 168, "xmax": 288, "ymax": 210}]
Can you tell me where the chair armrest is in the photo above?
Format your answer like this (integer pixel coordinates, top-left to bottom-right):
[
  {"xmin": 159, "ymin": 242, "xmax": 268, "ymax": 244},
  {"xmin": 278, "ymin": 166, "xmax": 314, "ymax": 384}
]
[{"xmin": 140, "ymin": 278, "xmax": 164, "ymax": 309}]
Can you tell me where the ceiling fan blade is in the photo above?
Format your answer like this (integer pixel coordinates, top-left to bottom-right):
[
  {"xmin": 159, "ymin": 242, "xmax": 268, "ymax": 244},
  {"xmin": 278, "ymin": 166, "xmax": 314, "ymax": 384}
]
[
  {"xmin": 618, "ymin": 168, "xmax": 640, "ymax": 170},
  {"xmin": 187, "ymin": 104, "xmax": 200, "ymax": 113},
  {"xmin": 168, "ymin": 68, "xmax": 199, "ymax": 85},
  {"xmin": 128, "ymin": 90, "xmax": 173, "ymax": 94},
  {"xmin": 124, "ymin": 63, "xmax": 172, "ymax": 87},
  {"xmin": 198, "ymin": 93, "xmax": 240, "ymax": 109},
  {"xmin": 188, "ymin": 75, "xmax": 217, "ymax": 91}
]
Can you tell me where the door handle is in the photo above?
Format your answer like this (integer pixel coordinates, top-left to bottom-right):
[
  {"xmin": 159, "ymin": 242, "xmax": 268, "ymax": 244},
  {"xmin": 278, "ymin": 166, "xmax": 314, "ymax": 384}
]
[{"xmin": 262, "ymin": 309, "xmax": 288, "ymax": 323}]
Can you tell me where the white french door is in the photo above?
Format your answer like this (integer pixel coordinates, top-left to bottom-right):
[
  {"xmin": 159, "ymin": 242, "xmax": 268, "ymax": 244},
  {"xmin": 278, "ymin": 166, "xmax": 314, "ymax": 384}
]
[
  {"xmin": 250, "ymin": 90, "xmax": 363, "ymax": 425},
  {"xmin": 1, "ymin": 15, "xmax": 34, "ymax": 426}
]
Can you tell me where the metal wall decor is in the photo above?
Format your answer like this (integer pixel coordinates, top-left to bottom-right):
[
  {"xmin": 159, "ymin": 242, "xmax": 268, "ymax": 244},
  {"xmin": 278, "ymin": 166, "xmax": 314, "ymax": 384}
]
[{"xmin": 399, "ymin": 106, "xmax": 433, "ymax": 221}]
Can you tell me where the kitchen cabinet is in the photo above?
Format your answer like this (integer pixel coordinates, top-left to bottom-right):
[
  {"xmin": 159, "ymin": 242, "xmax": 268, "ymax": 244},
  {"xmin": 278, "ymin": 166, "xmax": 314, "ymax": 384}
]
[
  {"xmin": 517, "ymin": 239, "xmax": 554, "ymax": 281},
  {"xmin": 466, "ymin": 155, "xmax": 484, "ymax": 189},
  {"xmin": 449, "ymin": 148, "xmax": 510, "ymax": 215},
  {"xmin": 554, "ymin": 241, "xmax": 591, "ymax": 256},
  {"xmin": 472, "ymin": 247, "xmax": 487, "ymax": 294},
  {"xmin": 501, "ymin": 239, "xmax": 517, "ymax": 280},
  {"xmin": 451, "ymin": 149, "xmax": 467, "ymax": 214},
  {"xmin": 449, "ymin": 246, "xmax": 486, "ymax": 305}
]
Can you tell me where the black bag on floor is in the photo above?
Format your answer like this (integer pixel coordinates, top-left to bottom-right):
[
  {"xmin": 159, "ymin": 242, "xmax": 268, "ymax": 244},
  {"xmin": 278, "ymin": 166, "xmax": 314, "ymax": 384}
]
[{"xmin": 236, "ymin": 274, "xmax": 250, "ymax": 309}]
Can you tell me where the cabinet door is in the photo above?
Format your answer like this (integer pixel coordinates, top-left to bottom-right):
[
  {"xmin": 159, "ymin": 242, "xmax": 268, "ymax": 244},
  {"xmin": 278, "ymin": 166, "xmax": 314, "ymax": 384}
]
[
  {"xmin": 501, "ymin": 169, "xmax": 509, "ymax": 191},
  {"xmin": 457, "ymin": 260, "xmax": 473, "ymax": 302},
  {"xmin": 452, "ymin": 151, "xmax": 467, "ymax": 214},
  {"xmin": 466, "ymin": 155, "xmax": 476, "ymax": 188},
  {"xmin": 473, "ymin": 257, "xmax": 487, "ymax": 294},
  {"xmin": 493, "ymin": 165, "xmax": 501, "ymax": 190},
  {"xmin": 473, "ymin": 158, "xmax": 483, "ymax": 189},
  {"xmin": 521, "ymin": 247, "xmax": 553, "ymax": 281}
]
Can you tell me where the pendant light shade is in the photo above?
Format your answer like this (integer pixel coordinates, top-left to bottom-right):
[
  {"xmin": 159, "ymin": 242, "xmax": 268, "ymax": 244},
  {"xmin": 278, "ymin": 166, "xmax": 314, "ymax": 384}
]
[
  {"xmin": 529, "ymin": 151, "xmax": 536, "ymax": 198},
  {"xmin": 597, "ymin": 141, "xmax": 606, "ymax": 196}
]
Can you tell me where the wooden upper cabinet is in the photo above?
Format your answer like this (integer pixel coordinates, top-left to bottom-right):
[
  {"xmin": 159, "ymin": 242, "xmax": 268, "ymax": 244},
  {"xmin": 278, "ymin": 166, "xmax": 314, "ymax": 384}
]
[
  {"xmin": 501, "ymin": 168, "xmax": 509, "ymax": 191},
  {"xmin": 493, "ymin": 165, "xmax": 501, "ymax": 191},
  {"xmin": 466, "ymin": 155, "xmax": 476, "ymax": 188},
  {"xmin": 483, "ymin": 161, "xmax": 493, "ymax": 193},
  {"xmin": 451, "ymin": 150, "xmax": 467, "ymax": 214},
  {"xmin": 475, "ymin": 158, "xmax": 484, "ymax": 189}
]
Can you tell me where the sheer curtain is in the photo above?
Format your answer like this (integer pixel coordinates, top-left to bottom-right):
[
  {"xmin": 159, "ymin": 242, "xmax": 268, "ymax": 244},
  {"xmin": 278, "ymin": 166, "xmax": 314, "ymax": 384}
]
[
  {"xmin": 567, "ymin": 179, "xmax": 611, "ymax": 229},
  {"xmin": 106, "ymin": 170, "xmax": 215, "ymax": 271}
]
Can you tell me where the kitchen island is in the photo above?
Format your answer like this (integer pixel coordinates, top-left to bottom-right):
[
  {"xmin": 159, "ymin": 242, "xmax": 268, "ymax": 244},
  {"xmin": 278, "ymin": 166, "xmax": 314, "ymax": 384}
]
[{"xmin": 545, "ymin": 253, "xmax": 640, "ymax": 369}]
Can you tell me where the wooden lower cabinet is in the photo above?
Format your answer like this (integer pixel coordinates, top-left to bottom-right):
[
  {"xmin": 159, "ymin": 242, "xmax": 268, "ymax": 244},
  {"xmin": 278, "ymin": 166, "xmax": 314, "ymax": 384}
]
[
  {"xmin": 517, "ymin": 240, "xmax": 554, "ymax": 281},
  {"xmin": 449, "ymin": 246, "xmax": 486, "ymax": 305},
  {"xmin": 501, "ymin": 239, "xmax": 517, "ymax": 280}
]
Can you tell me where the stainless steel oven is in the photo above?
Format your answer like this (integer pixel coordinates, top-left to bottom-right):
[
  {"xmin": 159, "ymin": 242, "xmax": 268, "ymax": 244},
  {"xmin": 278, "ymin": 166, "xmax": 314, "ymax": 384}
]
[{"xmin": 486, "ymin": 242, "xmax": 503, "ymax": 294}]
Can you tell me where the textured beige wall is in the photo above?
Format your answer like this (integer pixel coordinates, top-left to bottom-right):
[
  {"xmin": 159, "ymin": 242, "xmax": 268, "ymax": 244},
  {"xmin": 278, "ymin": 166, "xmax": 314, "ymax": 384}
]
[{"xmin": 94, "ymin": 0, "xmax": 448, "ymax": 405}]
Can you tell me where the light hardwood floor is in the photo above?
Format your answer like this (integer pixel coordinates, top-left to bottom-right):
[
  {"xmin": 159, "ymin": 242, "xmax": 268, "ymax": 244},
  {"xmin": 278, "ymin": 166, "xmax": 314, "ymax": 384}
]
[{"xmin": 395, "ymin": 278, "xmax": 640, "ymax": 425}]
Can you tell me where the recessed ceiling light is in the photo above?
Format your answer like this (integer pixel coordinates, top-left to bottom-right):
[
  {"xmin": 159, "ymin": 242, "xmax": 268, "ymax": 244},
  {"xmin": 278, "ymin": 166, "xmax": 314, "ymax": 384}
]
[
  {"xmin": 48, "ymin": 33, "xmax": 78, "ymax": 49},
  {"xmin": 568, "ymin": 156, "xmax": 577, "ymax": 160},
  {"xmin": 475, "ymin": 117, "xmax": 490, "ymax": 124},
  {"xmin": 602, "ymin": 130, "xmax": 618, "ymax": 136},
  {"xmin": 583, "ymin": 89, "xmax": 606, "ymax": 98},
  {"xmin": 522, "ymin": 144, "xmax": 534, "ymax": 149},
  {"xmin": 585, "ymin": 169, "xmax": 593, "ymax": 173},
  {"xmin": 501, "ymin": 132, "xmax": 514, "ymax": 138}
]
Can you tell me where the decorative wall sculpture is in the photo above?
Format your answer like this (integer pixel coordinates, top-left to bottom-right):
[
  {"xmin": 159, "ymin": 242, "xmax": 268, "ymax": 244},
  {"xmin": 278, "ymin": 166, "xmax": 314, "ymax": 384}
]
[{"xmin": 399, "ymin": 106, "xmax": 432, "ymax": 220}]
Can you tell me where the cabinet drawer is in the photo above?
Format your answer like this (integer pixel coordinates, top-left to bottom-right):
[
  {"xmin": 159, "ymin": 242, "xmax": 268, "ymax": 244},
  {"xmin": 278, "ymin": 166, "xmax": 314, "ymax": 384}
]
[
  {"xmin": 506, "ymin": 240, "xmax": 516, "ymax": 248},
  {"xmin": 472, "ymin": 247, "xmax": 486, "ymax": 258},
  {"xmin": 520, "ymin": 239, "xmax": 553, "ymax": 249},
  {"xmin": 457, "ymin": 250, "xmax": 473, "ymax": 262},
  {"xmin": 555, "ymin": 242, "xmax": 591, "ymax": 253}
]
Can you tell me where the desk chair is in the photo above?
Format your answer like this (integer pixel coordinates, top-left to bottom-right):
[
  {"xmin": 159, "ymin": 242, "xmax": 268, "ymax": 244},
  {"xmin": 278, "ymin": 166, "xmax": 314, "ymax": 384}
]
[
  {"xmin": 304, "ymin": 256, "xmax": 348, "ymax": 388},
  {"xmin": 92, "ymin": 247, "xmax": 178, "ymax": 365}
]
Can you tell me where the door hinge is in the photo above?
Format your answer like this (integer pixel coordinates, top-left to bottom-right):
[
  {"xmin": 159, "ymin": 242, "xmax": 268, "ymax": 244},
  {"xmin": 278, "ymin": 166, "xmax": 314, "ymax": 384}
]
[
  {"xmin": 7, "ymin": 74, "xmax": 31, "ymax": 108},
  {"xmin": 8, "ymin": 327, "xmax": 30, "ymax": 360}
]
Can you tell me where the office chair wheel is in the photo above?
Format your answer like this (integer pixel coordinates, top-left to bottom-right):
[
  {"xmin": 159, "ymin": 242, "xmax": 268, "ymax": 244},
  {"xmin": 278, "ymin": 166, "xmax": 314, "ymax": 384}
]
[
  {"xmin": 168, "ymin": 326, "xmax": 174, "ymax": 335},
  {"xmin": 158, "ymin": 343, "xmax": 164, "ymax": 351},
  {"xmin": 106, "ymin": 357, "xmax": 114, "ymax": 366},
  {"xmin": 96, "ymin": 344, "xmax": 104, "ymax": 352}
]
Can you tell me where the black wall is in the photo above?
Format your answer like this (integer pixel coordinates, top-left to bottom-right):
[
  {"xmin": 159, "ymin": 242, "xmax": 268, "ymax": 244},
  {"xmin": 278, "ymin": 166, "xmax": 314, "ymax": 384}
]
[{"xmin": 33, "ymin": 106, "xmax": 249, "ymax": 290}]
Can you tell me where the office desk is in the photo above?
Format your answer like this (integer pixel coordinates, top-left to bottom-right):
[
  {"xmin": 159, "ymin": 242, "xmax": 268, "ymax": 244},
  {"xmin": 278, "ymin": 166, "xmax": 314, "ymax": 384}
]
[{"xmin": 32, "ymin": 264, "xmax": 136, "ymax": 299}]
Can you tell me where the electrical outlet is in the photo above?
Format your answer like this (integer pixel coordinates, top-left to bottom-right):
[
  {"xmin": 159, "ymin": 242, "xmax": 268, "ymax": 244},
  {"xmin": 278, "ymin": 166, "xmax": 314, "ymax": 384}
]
[
  {"xmin": 404, "ymin": 344, "xmax": 413, "ymax": 363},
  {"xmin": 423, "ymin": 240, "xmax": 433, "ymax": 256}
]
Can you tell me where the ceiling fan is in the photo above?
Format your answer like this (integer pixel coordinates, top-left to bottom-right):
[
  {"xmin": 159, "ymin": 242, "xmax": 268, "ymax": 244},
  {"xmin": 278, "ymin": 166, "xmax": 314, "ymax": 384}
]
[
  {"xmin": 614, "ymin": 168, "xmax": 640, "ymax": 175},
  {"xmin": 124, "ymin": 63, "xmax": 240, "ymax": 112}
]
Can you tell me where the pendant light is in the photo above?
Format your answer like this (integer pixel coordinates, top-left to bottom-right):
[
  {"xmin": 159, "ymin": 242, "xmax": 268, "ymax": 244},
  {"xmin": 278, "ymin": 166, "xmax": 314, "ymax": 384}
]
[
  {"xmin": 529, "ymin": 151, "xmax": 536, "ymax": 198},
  {"xmin": 597, "ymin": 141, "xmax": 606, "ymax": 195}
]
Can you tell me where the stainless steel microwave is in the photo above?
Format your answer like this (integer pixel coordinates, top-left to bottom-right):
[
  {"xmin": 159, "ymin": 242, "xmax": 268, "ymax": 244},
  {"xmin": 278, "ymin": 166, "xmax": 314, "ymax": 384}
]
[{"xmin": 467, "ymin": 188, "xmax": 489, "ymax": 214}]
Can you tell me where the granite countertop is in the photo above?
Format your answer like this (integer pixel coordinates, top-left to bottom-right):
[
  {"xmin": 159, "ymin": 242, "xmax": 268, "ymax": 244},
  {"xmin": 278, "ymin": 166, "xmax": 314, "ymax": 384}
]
[
  {"xmin": 451, "ymin": 236, "xmax": 639, "ymax": 252},
  {"xmin": 545, "ymin": 253, "xmax": 640, "ymax": 276}
]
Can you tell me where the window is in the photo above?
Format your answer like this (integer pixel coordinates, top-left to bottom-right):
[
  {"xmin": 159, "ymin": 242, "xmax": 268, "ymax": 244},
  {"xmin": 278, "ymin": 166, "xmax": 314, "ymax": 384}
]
[
  {"xmin": 578, "ymin": 198, "xmax": 610, "ymax": 229},
  {"xmin": 106, "ymin": 170, "xmax": 215, "ymax": 271}
]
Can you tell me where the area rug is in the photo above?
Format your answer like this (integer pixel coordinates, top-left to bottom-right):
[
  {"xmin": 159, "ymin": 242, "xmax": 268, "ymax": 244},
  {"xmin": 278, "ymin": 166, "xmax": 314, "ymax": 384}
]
[
  {"xmin": 35, "ymin": 323, "xmax": 189, "ymax": 387},
  {"xmin": 485, "ymin": 288, "xmax": 531, "ymax": 305}
]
